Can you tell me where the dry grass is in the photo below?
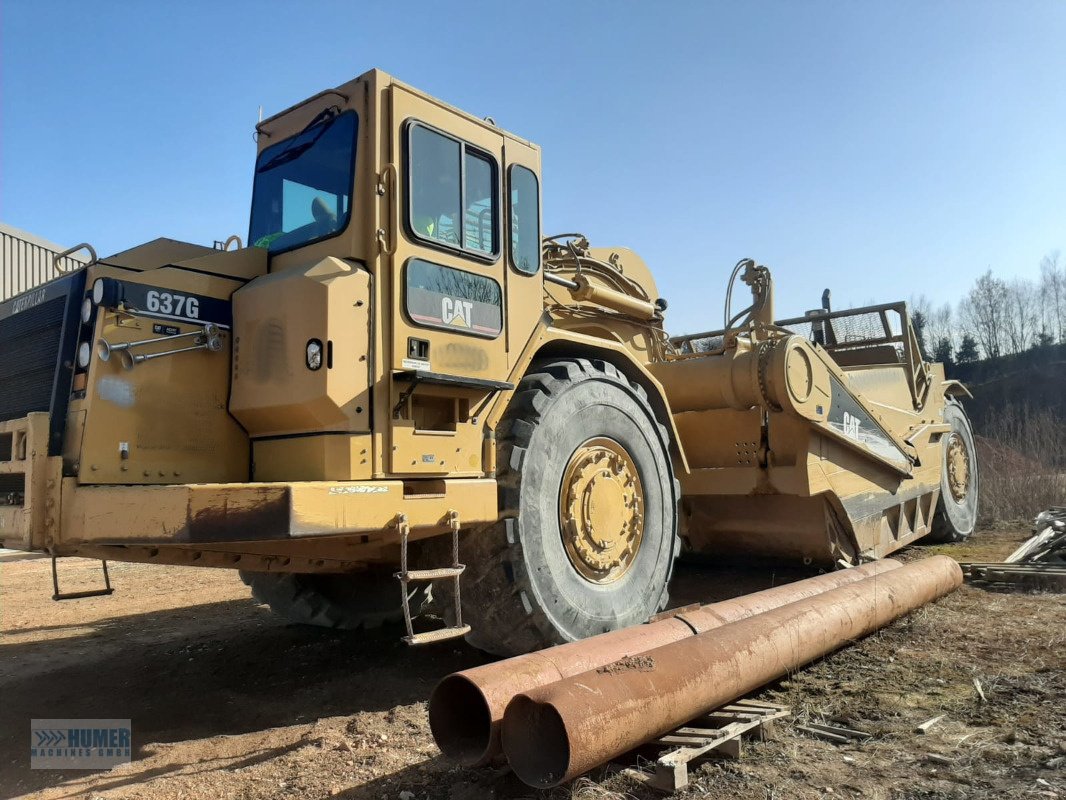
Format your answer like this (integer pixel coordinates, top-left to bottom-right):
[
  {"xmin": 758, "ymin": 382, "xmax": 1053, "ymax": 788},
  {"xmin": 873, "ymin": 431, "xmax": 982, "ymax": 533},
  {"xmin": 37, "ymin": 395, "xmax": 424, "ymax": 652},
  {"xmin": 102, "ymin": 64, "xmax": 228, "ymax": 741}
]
[
  {"xmin": 562, "ymin": 777, "xmax": 637, "ymax": 800},
  {"xmin": 975, "ymin": 406, "xmax": 1066, "ymax": 525}
]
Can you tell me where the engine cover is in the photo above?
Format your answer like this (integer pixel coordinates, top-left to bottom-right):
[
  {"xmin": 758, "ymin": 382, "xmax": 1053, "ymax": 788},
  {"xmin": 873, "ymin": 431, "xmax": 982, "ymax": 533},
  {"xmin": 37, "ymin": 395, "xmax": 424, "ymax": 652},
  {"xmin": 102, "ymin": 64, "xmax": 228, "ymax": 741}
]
[{"xmin": 230, "ymin": 257, "xmax": 372, "ymax": 480}]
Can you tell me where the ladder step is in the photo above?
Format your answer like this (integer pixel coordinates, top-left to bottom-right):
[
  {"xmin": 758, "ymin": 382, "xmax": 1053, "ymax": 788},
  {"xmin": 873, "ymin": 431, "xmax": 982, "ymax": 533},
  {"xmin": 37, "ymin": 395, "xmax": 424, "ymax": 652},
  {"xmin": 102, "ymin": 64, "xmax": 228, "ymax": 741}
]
[
  {"xmin": 52, "ymin": 557, "xmax": 113, "ymax": 601},
  {"xmin": 399, "ymin": 566, "xmax": 465, "ymax": 581},
  {"xmin": 403, "ymin": 625, "xmax": 471, "ymax": 646}
]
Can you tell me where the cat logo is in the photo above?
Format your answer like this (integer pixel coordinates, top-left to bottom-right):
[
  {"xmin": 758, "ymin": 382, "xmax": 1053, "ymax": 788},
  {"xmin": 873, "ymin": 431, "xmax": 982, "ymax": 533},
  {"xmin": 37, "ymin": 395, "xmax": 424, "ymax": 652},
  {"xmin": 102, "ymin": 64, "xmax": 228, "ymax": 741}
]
[
  {"xmin": 441, "ymin": 297, "xmax": 474, "ymax": 328},
  {"xmin": 842, "ymin": 410, "xmax": 861, "ymax": 440}
]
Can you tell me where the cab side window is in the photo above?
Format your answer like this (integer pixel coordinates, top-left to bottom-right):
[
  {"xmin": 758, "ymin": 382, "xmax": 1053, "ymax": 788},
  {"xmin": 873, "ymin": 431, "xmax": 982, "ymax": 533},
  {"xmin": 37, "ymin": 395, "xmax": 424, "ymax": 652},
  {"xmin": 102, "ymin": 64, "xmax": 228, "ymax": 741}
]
[
  {"xmin": 408, "ymin": 123, "xmax": 498, "ymax": 258},
  {"xmin": 509, "ymin": 165, "xmax": 540, "ymax": 274},
  {"xmin": 463, "ymin": 151, "xmax": 495, "ymax": 254}
]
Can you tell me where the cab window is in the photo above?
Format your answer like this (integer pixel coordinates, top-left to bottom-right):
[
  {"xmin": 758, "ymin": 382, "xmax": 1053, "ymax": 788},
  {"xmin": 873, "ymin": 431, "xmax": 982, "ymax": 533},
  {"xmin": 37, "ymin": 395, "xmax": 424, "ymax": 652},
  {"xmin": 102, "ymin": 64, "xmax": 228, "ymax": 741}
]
[
  {"xmin": 249, "ymin": 111, "xmax": 357, "ymax": 254},
  {"xmin": 408, "ymin": 123, "xmax": 498, "ymax": 258},
  {"xmin": 509, "ymin": 165, "xmax": 540, "ymax": 274}
]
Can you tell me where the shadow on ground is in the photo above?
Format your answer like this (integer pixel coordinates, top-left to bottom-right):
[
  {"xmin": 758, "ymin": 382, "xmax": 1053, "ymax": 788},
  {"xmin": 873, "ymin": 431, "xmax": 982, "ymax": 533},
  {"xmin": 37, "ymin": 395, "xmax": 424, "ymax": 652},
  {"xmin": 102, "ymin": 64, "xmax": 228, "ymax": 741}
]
[
  {"xmin": 0, "ymin": 554, "xmax": 855, "ymax": 798},
  {"xmin": 0, "ymin": 593, "xmax": 486, "ymax": 797}
]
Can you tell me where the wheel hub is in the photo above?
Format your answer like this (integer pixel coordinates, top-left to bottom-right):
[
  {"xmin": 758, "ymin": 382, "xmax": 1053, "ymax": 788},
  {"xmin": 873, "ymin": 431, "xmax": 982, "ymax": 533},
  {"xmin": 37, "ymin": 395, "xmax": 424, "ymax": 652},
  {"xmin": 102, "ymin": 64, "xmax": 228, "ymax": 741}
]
[
  {"xmin": 946, "ymin": 432, "xmax": 971, "ymax": 503},
  {"xmin": 559, "ymin": 437, "xmax": 645, "ymax": 584}
]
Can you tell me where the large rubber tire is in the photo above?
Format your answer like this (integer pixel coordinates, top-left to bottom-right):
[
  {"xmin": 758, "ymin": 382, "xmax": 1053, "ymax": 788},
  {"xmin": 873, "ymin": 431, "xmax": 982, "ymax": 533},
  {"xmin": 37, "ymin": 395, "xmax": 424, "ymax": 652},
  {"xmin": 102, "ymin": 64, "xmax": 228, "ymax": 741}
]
[
  {"xmin": 240, "ymin": 568, "xmax": 430, "ymax": 631},
  {"xmin": 928, "ymin": 400, "xmax": 979, "ymax": 543},
  {"xmin": 458, "ymin": 358, "xmax": 680, "ymax": 657}
]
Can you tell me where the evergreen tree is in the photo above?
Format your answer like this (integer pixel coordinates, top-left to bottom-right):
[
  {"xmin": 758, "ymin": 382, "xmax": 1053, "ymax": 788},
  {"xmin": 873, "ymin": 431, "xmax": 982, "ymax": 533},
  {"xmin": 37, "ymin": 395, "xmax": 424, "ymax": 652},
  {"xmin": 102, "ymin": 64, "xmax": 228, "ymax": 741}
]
[
  {"xmin": 932, "ymin": 336, "xmax": 954, "ymax": 366},
  {"xmin": 956, "ymin": 334, "xmax": 980, "ymax": 363},
  {"xmin": 911, "ymin": 310, "xmax": 929, "ymax": 358}
]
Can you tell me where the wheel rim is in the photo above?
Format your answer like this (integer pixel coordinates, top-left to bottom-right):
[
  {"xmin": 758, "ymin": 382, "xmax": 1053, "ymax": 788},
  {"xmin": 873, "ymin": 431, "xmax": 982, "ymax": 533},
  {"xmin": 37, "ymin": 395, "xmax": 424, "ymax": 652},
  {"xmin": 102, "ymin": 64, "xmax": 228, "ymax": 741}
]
[
  {"xmin": 559, "ymin": 437, "xmax": 645, "ymax": 584},
  {"xmin": 946, "ymin": 432, "xmax": 971, "ymax": 503}
]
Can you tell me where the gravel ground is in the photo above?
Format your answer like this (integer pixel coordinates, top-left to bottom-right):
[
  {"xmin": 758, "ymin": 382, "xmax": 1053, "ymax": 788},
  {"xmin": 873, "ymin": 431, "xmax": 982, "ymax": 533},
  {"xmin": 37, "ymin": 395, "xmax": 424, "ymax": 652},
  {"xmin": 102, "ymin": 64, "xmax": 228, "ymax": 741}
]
[{"xmin": 1, "ymin": 526, "xmax": 1062, "ymax": 800}]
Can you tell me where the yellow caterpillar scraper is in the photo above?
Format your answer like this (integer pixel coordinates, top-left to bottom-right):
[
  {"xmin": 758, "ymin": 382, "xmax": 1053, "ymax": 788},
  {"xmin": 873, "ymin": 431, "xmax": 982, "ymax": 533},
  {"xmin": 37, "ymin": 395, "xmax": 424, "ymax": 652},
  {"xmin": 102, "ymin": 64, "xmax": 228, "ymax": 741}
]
[{"xmin": 0, "ymin": 69, "xmax": 977, "ymax": 655}]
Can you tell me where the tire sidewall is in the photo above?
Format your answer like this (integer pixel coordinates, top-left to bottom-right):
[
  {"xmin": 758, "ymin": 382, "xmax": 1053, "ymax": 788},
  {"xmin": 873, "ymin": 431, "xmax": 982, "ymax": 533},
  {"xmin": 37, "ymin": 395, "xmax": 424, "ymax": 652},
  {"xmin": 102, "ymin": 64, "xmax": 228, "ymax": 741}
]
[
  {"xmin": 511, "ymin": 373, "xmax": 676, "ymax": 642},
  {"xmin": 939, "ymin": 403, "xmax": 979, "ymax": 537}
]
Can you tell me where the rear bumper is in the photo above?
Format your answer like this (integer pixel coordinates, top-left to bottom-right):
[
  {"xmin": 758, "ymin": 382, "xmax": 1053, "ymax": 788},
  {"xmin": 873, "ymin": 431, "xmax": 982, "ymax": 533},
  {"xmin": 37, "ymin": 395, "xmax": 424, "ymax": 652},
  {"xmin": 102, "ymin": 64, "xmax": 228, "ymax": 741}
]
[
  {"xmin": 59, "ymin": 477, "xmax": 498, "ymax": 546},
  {"xmin": 2, "ymin": 411, "xmax": 498, "ymax": 564}
]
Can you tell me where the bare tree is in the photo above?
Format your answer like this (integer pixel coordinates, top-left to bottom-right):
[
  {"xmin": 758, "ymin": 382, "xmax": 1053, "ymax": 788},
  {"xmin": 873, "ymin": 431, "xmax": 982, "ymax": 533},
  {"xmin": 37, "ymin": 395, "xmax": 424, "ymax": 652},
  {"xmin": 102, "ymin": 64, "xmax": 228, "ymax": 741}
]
[
  {"xmin": 926, "ymin": 302, "xmax": 957, "ymax": 354},
  {"xmin": 1039, "ymin": 251, "xmax": 1064, "ymax": 343},
  {"xmin": 902, "ymin": 254, "xmax": 1063, "ymax": 363},
  {"xmin": 960, "ymin": 270, "xmax": 1008, "ymax": 359},
  {"xmin": 910, "ymin": 294, "xmax": 960, "ymax": 358},
  {"xmin": 909, "ymin": 294, "xmax": 933, "ymax": 353},
  {"xmin": 1002, "ymin": 278, "xmax": 1037, "ymax": 354}
]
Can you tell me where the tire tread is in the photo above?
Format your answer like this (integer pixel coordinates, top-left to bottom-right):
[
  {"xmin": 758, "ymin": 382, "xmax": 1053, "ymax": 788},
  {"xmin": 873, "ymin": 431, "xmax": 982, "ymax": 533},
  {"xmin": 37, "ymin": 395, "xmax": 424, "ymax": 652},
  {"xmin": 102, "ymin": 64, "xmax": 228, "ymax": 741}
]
[
  {"xmin": 459, "ymin": 357, "xmax": 678, "ymax": 656},
  {"xmin": 240, "ymin": 570, "xmax": 428, "ymax": 631}
]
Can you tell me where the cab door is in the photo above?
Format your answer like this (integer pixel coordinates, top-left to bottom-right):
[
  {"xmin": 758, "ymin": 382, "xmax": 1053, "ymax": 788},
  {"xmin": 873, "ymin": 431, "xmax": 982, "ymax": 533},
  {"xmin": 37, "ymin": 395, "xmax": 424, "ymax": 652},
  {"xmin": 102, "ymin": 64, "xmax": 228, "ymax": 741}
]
[{"xmin": 386, "ymin": 85, "xmax": 509, "ymax": 476}]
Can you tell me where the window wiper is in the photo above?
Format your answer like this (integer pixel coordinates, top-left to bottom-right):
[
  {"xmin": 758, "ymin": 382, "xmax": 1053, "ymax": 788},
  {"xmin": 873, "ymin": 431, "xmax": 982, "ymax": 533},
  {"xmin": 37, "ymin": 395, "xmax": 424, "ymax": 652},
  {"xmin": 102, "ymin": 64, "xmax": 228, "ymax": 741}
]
[
  {"xmin": 256, "ymin": 140, "xmax": 314, "ymax": 173},
  {"xmin": 255, "ymin": 109, "xmax": 339, "ymax": 174}
]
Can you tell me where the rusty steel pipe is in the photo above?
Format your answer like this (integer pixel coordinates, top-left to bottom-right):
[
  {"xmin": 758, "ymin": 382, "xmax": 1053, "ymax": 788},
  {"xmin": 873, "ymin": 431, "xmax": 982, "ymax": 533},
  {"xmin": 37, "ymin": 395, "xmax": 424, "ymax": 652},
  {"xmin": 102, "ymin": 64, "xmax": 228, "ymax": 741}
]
[
  {"xmin": 430, "ymin": 559, "xmax": 903, "ymax": 766},
  {"xmin": 501, "ymin": 555, "xmax": 962, "ymax": 788}
]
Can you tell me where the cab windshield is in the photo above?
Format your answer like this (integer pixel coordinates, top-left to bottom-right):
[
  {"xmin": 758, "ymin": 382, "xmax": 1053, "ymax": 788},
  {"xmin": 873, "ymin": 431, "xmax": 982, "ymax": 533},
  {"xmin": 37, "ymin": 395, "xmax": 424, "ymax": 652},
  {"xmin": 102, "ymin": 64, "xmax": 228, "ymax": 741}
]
[{"xmin": 249, "ymin": 110, "xmax": 357, "ymax": 253}]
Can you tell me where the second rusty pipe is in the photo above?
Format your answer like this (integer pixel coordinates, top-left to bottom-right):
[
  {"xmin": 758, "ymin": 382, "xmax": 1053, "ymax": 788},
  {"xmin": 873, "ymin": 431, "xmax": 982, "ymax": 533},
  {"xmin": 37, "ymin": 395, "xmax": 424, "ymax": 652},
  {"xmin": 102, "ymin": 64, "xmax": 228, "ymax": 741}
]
[
  {"xmin": 501, "ymin": 555, "xmax": 962, "ymax": 788},
  {"xmin": 430, "ymin": 559, "xmax": 902, "ymax": 766}
]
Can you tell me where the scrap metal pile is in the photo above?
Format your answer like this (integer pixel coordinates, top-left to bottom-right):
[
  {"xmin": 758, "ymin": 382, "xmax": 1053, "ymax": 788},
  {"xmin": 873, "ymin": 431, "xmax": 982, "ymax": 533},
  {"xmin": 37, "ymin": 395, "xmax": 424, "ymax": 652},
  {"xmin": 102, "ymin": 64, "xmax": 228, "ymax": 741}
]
[
  {"xmin": 1009, "ymin": 508, "xmax": 1066, "ymax": 564},
  {"xmin": 429, "ymin": 556, "xmax": 962, "ymax": 789},
  {"xmin": 962, "ymin": 507, "xmax": 1066, "ymax": 591}
]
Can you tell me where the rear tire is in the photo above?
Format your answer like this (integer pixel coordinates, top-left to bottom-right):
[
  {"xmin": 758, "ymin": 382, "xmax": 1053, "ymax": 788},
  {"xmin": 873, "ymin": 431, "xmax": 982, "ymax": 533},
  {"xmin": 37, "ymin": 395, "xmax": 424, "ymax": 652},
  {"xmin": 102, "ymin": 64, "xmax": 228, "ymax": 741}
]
[
  {"xmin": 240, "ymin": 569, "xmax": 430, "ymax": 631},
  {"xmin": 928, "ymin": 400, "xmax": 979, "ymax": 543},
  {"xmin": 458, "ymin": 358, "xmax": 679, "ymax": 657}
]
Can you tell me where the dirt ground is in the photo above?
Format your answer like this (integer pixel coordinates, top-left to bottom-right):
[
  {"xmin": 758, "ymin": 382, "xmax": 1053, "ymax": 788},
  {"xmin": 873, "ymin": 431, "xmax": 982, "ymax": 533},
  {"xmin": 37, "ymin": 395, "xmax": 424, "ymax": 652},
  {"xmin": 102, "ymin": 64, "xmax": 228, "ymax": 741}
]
[{"xmin": 1, "ymin": 527, "xmax": 1063, "ymax": 800}]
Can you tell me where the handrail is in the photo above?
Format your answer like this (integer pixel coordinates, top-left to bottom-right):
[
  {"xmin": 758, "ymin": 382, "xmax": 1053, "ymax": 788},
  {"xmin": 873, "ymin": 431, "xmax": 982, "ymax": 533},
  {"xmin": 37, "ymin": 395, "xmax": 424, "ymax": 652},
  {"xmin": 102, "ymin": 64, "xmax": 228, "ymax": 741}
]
[
  {"xmin": 52, "ymin": 243, "xmax": 97, "ymax": 274},
  {"xmin": 774, "ymin": 300, "xmax": 908, "ymax": 328}
]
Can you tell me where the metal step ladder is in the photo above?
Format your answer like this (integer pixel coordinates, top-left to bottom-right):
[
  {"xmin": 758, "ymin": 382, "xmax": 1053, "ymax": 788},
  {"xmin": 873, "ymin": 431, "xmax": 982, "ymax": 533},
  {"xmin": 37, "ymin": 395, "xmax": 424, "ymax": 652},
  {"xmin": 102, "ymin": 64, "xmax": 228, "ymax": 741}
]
[
  {"xmin": 395, "ymin": 510, "xmax": 471, "ymax": 645},
  {"xmin": 51, "ymin": 556, "xmax": 114, "ymax": 601}
]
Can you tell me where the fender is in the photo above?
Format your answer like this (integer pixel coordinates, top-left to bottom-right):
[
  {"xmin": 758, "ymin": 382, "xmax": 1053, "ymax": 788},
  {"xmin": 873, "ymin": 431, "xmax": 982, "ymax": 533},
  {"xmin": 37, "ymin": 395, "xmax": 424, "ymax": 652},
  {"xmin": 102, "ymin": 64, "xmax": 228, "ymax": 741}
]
[
  {"xmin": 485, "ymin": 317, "xmax": 691, "ymax": 475},
  {"xmin": 941, "ymin": 379, "xmax": 973, "ymax": 399}
]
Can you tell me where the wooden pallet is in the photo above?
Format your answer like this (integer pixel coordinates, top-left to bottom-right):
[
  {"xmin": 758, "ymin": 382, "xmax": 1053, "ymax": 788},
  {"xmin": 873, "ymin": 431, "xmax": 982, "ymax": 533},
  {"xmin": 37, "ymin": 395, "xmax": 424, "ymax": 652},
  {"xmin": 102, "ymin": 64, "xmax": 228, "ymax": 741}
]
[{"xmin": 625, "ymin": 699, "xmax": 790, "ymax": 792}]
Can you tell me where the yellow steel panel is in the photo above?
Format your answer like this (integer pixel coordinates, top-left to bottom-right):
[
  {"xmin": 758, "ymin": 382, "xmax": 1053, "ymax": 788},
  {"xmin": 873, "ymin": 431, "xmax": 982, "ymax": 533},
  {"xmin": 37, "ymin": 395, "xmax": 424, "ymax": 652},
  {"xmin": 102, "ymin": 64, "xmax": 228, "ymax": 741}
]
[
  {"xmin": 77, "ymin": 265, "xmax": 249, "ymax": 484},
  {"xmin": 253, "ymin": 434, "xmax": 373, "ymax": 482},
  {"xmin": 59, "ymin": 477, "xmax": 498, "ymax": 545}
]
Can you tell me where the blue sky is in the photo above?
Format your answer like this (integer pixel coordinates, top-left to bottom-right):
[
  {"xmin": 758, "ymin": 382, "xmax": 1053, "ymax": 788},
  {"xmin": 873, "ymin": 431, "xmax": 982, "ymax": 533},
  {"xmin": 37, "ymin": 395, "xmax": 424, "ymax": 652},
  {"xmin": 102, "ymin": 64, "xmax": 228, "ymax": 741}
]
[{"xmin": 3, "ymin": 1, "xmax": 1065, "ymax": 333}]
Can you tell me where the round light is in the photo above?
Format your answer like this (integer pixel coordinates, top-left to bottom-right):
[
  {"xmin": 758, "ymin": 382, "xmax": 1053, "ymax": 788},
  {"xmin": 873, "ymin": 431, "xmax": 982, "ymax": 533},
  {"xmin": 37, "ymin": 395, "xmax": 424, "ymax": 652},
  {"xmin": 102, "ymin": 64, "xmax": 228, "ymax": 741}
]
[
  {"xmin": 81, "ymin": 296, "xmax": 93, "ymax": 324},
  {"xmin": 77, "ymin": 341, "xmax": 92, "ymax": 369},
  {"xmin": 92, "ymin": 278, "xmax": 106, "ymax": 305},
  {"xmin": 306, "ymin": 339, "xmax": 323, "ymax": 371}
]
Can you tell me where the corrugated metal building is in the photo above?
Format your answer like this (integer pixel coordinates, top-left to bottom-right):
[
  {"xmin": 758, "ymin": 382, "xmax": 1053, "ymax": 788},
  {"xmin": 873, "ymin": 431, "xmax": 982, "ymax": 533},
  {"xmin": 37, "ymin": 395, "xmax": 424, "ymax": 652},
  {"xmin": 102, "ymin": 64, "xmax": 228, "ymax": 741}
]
[{"xmin": 0, "ymin": 222, "xmax": 88, "ymax": 301}]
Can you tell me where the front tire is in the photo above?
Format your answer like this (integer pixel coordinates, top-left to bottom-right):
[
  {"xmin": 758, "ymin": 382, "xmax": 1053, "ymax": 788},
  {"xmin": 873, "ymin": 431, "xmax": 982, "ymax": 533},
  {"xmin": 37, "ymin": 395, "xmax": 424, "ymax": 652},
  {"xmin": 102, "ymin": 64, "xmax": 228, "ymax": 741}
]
[
  {"xmin": 459, "ymin": 358, "xmax": 679, "ymax": 657},
  {"xmin": 928, "ymin": 400, "xmax": 979, "ymax": 542}
]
